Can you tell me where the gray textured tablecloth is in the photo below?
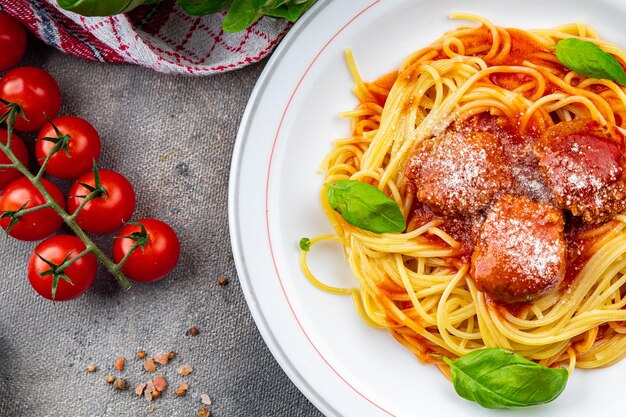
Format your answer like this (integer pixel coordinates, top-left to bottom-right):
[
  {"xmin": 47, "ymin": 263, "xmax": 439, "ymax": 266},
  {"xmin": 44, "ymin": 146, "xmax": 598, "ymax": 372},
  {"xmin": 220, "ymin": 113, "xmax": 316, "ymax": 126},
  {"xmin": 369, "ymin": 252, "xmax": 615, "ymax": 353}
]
[{"xmin": 0, "ymin": 37, "xmax": 323, "ymax": 417}]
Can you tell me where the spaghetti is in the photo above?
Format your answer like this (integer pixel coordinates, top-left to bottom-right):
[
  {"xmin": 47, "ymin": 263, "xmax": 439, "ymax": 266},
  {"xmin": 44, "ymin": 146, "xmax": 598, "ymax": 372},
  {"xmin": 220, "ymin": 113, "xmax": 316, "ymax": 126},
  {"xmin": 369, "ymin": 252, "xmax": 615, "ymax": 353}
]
[{"xmin": 300, "ymin": 13, "xmax": 626, "ymax": 378}]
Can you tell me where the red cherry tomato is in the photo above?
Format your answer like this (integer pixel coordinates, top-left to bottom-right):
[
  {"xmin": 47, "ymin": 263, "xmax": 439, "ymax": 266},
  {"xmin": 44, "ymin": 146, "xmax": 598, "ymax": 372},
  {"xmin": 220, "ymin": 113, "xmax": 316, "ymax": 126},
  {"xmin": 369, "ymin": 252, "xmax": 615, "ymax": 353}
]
[
  {"xmin": 67, "ymin": 169, "xmax": 136, "ymax": 234},
  {"xmin": 0, "ymin": 67, "xmax": 62, "ymax": 132},
  {"xmin": 27, "ymin": 235, "xmax": 97, "ymax": 301},
  {"xmin": 0, "ymin": 12, "xmax": 27, "ymax": 71},
  {"xmin": 0, "ymin": 177, "xmax": 66, "ymax": 241},
  {"xmin": 0, "ymin": 128, "xmax": 28, "ymax": 189},
  {"xmin": 113, "ymin": 219, "xmax": 180, "ymax": 282},
  {"xmin": 36, "ymin": 116, "xmax": 102, "ymax": 179}
]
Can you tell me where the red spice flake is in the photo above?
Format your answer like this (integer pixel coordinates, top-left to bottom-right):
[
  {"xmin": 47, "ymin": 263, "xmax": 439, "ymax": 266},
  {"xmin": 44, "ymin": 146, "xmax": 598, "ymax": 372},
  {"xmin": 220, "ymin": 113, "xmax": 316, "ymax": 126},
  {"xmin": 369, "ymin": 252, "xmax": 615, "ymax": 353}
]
[
  {"xmin": 176, "ymin": 364, "xmax": 193, "ymax": 376},
  {"xmin": 146, "ymin": 379, "xmax": 155, "ymax": 393},
  {"xmin": 137, "ymin": 350, "xmax": 147, "ymax": 359},
  {"xmin": 135, "ymin": 383, "xmax": 146, "ymax": 396},
  {"xmin": 106, "ymin": 375, "xmax": 115, "ymax": 384},
  {"xmin": 154, "ymin": 354, "xmax": 169, "ymax": 366},
  {"xmin": 144, "ymin": 358, "xmax": 156, "ymax": 373},
  {"xmin": 153, "ymin": 375, "xmax": 167, "ymax": 392},
  {"xmin": 218, "ymin": 276, "xmax": 229, "ymax": 286},
  {"xmin": 86, "ymin": 364, "xmax": 97, "ymax": 373},
  {"xmin": 167, "ymin": 351, "xmax": 176, "ymax": 360},
  {"xmin": 152, "ymin": 390, "xmax": 161, "ymax": 399},
  {"xmin": 187, "ymin": 327, "xmax": 200, "ymax": 336},
  {"xmin": 114, "ymin": 356, "xmax": 125, "ymax": 371},
  {"xmin": 175, "ymin": 381, "xmax": 189, "ymax": 397}
]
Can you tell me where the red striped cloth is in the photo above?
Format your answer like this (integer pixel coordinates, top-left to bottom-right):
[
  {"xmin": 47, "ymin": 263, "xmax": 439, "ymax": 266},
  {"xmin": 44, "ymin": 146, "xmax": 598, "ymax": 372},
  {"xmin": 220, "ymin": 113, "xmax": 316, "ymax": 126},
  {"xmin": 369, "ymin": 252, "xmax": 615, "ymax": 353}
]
[{"xmin": 1, "ymin": 0, "xmax": 291, "ymax": 75}]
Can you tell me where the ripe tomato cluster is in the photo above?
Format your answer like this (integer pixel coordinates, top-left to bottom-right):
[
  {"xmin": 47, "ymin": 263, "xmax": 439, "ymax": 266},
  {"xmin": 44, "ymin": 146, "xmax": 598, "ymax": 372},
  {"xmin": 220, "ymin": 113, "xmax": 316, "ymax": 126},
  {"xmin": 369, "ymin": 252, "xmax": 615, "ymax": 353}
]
[{"xmin": 0, "ymin": 13, "xmax": 180, "ymax": 301}]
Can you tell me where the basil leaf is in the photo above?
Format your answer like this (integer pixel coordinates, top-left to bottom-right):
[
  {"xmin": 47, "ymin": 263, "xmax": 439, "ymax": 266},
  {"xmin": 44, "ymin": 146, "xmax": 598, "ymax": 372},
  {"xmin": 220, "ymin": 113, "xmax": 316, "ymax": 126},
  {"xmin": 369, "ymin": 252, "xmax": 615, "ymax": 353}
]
[
  {"xmin": 443, "ymin": 348, "xmax": 568, "ymax": 409},
  {"xmin": 177, "ymin": 0, "xmax": 231, "ymax": 16},
  {"xmin": 556, "ymin": 38, "xmax": 626, "ymax": 86},
  {"xmin": 222, "ymin": 0, "xmax": 268, "ymax": 32},
  {"xmin": 263, "ymin": 0, "xmax": 316, "ymax": 22},
  {"xmin": 223, "ymin": 0, "xmax": 316, "ymax": 32},
  {"xmin": 325, "ymin": 180, "xmax": 406, "ymax": 234},
  {"xmin": 57, "ymin": 0, "xmax": 149, "ymax": 16},
  {"xmin": 299, "ymin": 237, "xmax": 311, "ymax": 251}
]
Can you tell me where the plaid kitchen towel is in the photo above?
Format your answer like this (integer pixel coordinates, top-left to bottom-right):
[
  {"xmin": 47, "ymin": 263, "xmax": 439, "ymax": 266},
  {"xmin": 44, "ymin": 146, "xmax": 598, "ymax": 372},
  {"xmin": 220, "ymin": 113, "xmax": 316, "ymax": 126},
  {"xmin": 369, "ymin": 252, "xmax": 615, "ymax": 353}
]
[{"xmin": 0, "ymin": 0, "xmax": 292, "ymax": 75}]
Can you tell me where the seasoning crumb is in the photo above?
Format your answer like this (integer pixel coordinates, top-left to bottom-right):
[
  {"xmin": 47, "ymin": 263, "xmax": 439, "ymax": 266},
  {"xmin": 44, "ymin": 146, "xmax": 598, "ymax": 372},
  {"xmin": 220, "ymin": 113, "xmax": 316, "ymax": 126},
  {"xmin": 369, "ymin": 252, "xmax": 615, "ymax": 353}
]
[
  {"xmin": 200, "ymin": 394, "xmax": 212, "ymax": 405},
  {"xmin": 197, "ymin": 407, "xmax": 211, "ymax": 417},
  {"xmin": 175, "ymin": 381, "xmax": 189, "ymax": 397},
  {"xmin": 176, "ymin": 364, "xmax": 193, "ymax": 376},
  {"xmin": 217, "ymin": 276, "xmax": 229, "ymax": 286},
  {"xmin": 144, "ymin": 390, "xmax": 153, "ymax": 401},
  {"xmin": 114, "ymin": 356, "xmax": 125, "ymax": 372},
  {"xmin": 154, "ymin": 354, "xmax": 169, "ymax": 366},
  {"xmin": 135, "ymin": 383, "xmax": 146, "ymax": 396},
  {"xmin": 106, "ymin": 375, "xmax": 115, "ymax": 384},
  {"xmin": 153, "ymin": 375, "xmax": 167, "ymax": 392},
  {"xmin": 86, "ymin": 364, "xmax": 97, "ymax": 373},
  {"xmin": 148, "ymin": 407, "xmax": 155, "ymax": 414},
  {"xmin": 146, "ymin": 380, "xmax": 155, "ymax": 393},
  {"xmin": 167, "ymin": 351, "xmax": 176, "ymax": 360},
  {"xmin": 137, "ymin": 350, "xmax": 147, "ymax": 360},
  {"xmin": 144, "ymin": 358, "xmax": 156, "ymax": 373},
  {"xmin": 114, "ymin": 378, "xmax": 128, "ymax": 391},
  {"xmin": 187, "ymin": 327, "xmax": 199, "ymax": 336}
]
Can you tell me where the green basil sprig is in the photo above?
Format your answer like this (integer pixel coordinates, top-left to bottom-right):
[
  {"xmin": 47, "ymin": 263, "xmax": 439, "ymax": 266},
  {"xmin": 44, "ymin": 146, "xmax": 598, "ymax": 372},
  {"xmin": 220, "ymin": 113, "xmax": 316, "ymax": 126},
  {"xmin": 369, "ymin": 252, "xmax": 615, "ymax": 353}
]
[
  {"xmin": 443, "ymin": 348, "xmax": 568, "ymax": 409},
  {"xmin": 325, "ymin": 180, "xmax": 406, "ymax": 234},
  {"xmin": 556, "ymin": 38, "xmax": 626, "ymax": 86},
  {"xmin": 57, "ymin": 0, "xmax": 317, "ymax": 33}
]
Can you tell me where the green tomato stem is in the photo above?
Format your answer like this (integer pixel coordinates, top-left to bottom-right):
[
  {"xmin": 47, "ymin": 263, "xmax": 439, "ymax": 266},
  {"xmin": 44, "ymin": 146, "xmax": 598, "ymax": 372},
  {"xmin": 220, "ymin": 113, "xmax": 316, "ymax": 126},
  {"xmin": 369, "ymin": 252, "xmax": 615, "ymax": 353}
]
[
  {"xmin": 68, "ymin": 193, "xmax": 97, "ymax": 222},
  {"xmin": 56, "ymin": 247, "xmax": 93, "ymax": 274},
  {"xmin": 113, "ymin": 239, "xmax": 142, "ymax": 270},
  {"xmin": 15, "ymin": 202, "xmax": 53, "ymax": 216},
  {"xmin": 34, "ymin": 147, "xmax": 56, "ymax": 183},
  {"xmin": 0, "ymin": 107, "xmax": 132, "ymax": 291},
  {"xmin": 0, "ymin": 164, "xmax": 16, "ymax": 169}
]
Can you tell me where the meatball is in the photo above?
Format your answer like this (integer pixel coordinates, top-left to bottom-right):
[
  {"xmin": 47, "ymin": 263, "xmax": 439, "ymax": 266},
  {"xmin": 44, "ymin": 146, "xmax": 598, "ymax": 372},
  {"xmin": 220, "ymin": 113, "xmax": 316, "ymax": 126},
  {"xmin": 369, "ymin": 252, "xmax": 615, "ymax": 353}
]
[
  {"xmin": 406, "ymin": 128, "xmax": 513, "ymax": 216},
  {"xmin": 470, "ymin": 194, "xmax": 566, "ymax": 304},
  {"xmin": 534, "ymin": 119, "xmax": 626, "ymax": 223}
]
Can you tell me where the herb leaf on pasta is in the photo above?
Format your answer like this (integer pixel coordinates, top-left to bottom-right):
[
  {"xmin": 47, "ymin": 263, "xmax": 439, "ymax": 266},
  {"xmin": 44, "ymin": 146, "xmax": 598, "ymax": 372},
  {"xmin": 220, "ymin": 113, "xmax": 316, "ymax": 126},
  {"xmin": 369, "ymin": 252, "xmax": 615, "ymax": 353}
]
[
  {"xmin": 556, "ymin": 38, "xmax": 626, "ymax": 85},
  {"xmin": 325, "ymin": 180, "xmax": 406, "ymax": 234},
  {"xmin": 443, "ymin": 348, "xmax": 568, "ymax": 408}
]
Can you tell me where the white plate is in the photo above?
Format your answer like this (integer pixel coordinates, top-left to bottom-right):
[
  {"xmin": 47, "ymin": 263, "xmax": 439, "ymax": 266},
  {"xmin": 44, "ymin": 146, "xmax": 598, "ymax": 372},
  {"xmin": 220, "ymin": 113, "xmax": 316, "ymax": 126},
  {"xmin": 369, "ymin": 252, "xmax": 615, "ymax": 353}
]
[{"xmin": 228, "ymin": 0, "xmax": 626, "ymax": 415}]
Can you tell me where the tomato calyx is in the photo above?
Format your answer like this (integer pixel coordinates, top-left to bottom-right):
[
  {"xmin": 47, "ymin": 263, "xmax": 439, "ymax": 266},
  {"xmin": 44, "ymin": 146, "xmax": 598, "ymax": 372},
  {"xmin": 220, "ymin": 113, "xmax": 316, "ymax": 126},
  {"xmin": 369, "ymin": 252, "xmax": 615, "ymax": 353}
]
[
  {"xmin": 0, "ymin": 200, "xmax": 28, "ymax": 234},
  {"xmin": 37, "ymin": 116, "xmax": 72, "ymax": 159},
  {"xmin": 115, "ymin": 221, "xmax": 149, "ymax": 266},
  {"xmin": 0, "ymin": 98, "xmax": 26, "ymax": 140},
  {"xmin": 0, "ymin": 200, "xmax": 52, "ymax": 235},
  {"xmin": 34, "ymin": 250, "xmax": 76, "ymax": 301},
  {"xmin": 73, "ymin": 162, "xmax": 108, "ymax": 203}
]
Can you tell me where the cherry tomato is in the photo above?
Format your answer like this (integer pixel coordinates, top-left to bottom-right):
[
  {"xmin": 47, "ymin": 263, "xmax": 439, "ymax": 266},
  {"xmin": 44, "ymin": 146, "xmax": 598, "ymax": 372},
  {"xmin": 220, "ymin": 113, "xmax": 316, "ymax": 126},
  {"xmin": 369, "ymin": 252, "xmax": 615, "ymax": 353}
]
[
  {"xmin": 0, "ymin": 177, "xmax": 66, "ymax": 241},
  {"xmin": 36, "ymin": 116, "xmax": 102, "ymax": 179},
  {"xmin": 113, "ymin": 219, "xmax": 180, "ymax": 282},
  {"xmin": 0, "ymin": 67, "xmax": 62, "ymax": 132},
  {"xmin": 27, "ymin": 235, "xmax": 97, "ymax": 301},
  {"xmin": 0, "ymin": 12, "xmax": 27, "ymax": 71},
  {"xmin": 67, "ymin": 169, "xmax": 136, "ymax": 234},
  {"xmin": 0, "ymin": 128, "xmax": 28, "ymax": 189}
]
